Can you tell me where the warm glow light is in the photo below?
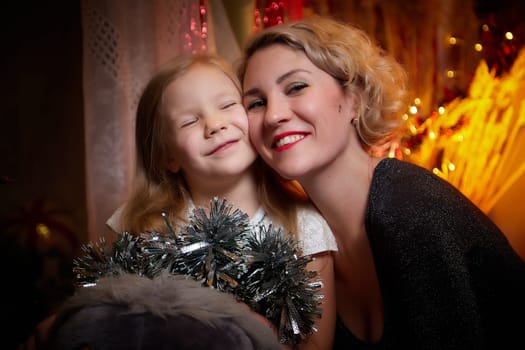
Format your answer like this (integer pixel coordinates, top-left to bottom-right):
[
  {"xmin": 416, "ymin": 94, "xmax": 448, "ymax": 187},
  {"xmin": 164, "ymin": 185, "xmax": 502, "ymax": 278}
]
[
  {"xmin": 482, "ymin": 24, "xmax": 489, "ymax": 32},
  {"xmin": 449, "ymin": 37, "xmax": 457, "ymax": 45},
  {"xmin": 402, "ymin": 113, "xmax": 409, "ymax": 121},
  {"xmin": 474, "ymin": 43, "xmax": 483, "ymax": 52},
  {"xmin": 404, "ymin": 49, "xmax": 525, "ymax": 214},
  {"xmin": 409, "ymin": 105, "xmax": 418, "ymax": 114},
  {"xmin": 446, "ymin": 70, "xmax": 455, "ymax": 78},
  {"xmin": 36, "ymin": 223, "xmax": 50, "ymax": 239},
  {"xmin": 453, "ymin": 134, "xmax": 464, "ymax": 142},
  {"xmin": 414, "ymin": 98, "xmax": 421, "ymax": 105},
  {"xmin": 505, "ymin": 32, "xmax": 514, "ymax": 40}
]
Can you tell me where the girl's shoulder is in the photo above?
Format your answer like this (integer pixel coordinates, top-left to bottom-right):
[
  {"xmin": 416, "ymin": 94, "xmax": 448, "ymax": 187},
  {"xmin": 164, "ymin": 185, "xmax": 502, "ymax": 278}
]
[
  {"xmin": 106, "ymin": 204, "xmax": 125, "ymax": 233},
  {"xmin": 296, "ymin": 204, "xmax": 338, "ymax": 255},
  {"xmin": 106, "ymin": 202, "xmax": 189, "ymax": 234}
]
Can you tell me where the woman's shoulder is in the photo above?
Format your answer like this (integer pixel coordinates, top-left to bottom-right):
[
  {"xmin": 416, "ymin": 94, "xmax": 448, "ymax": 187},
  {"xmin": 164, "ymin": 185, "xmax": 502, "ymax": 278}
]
[
  {"xmin": 375, "ymin": 157, "xmax": 432, "ymax": 181},
  {"xmin": 369, "ymin": 158, "xmax": 505, "ymax": 245},
  {"xmin": 372, "ymin": 157, "xmax": 470, "ymax": 206}
]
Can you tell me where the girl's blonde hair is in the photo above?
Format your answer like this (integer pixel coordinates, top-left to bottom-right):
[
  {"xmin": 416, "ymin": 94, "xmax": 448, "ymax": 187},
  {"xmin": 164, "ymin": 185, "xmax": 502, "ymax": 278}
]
[
  {"xmin": 121, "ymin": 54, "xmax": 307, "ymax": 235},
  {"xmin": 237, "ymin": 16, "xmax": 408, "ymax": 151}
]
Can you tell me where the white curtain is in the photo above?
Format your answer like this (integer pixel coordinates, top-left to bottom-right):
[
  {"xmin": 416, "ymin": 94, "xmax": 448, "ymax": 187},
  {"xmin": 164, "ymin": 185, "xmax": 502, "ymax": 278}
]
[{"xmin": 81, "ymin": 0, "xmax": 246, "ymax": 242}]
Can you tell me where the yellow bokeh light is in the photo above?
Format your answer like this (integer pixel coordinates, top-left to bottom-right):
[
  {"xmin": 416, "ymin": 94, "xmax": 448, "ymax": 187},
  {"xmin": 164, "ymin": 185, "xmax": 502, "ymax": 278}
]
[
  {"xmin": 453, "ymin": 134, "xmax": 464, "ymax": 142},
  {"xmin": 409, "ymin": 105, "xmax": 418, "ymax": 114},
  {"xmin": 414, "ymin": 98, "xmax": 421, "ymax": 105},
  {"xmin": 449, "ymin": 37, "xmax": 457, "ymax": 45},
  {"xmin": 36, "ymin": 223, "xmax": 51, "ymax": 239},
  {"xmin": 404, "ymin": 48, "xmax": 525, "ymax": 214},
  {"xmin": 505, "ymin": 32, "xmax": 514, "ymax": 40},
  {"xmin": 482, "ymin": 24, "xmax": 489, "ymax": 32},
  {"xmin": 474, "ymin": 43, "xmax": 483, "ymax": 52}
]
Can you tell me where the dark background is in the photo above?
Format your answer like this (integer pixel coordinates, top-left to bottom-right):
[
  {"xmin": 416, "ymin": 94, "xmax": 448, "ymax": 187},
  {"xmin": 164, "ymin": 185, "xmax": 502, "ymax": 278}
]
[{"xmin": 1, "ymin": 2, "xmax": 84, "ymax": 349}]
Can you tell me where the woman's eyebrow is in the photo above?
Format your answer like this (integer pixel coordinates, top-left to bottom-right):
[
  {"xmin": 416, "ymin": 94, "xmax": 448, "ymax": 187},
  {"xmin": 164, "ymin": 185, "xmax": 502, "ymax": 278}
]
[{"xmin": 243, "ymin": 69, "xmax": 311, "ymax": 97}]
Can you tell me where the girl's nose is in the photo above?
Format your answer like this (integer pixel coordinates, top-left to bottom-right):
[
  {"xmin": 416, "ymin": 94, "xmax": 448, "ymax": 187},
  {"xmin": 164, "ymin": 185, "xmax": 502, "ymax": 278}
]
[{"xmin": 205, "ymin": 115, "xmax": 228, "ymax": 137}]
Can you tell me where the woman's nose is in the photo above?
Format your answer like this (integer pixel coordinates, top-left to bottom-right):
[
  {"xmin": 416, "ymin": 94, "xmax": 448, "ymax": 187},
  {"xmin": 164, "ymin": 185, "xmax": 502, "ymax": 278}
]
[{"xmin": 264, "ymin": 98, "xmax": 291, "ymax": 126}]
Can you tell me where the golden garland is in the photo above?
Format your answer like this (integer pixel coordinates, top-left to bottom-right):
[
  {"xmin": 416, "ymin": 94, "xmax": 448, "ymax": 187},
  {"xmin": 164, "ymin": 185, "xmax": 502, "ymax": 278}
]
[{"xmin": 403, "ymin": 48, "xmax": 525, "ymax": 213}]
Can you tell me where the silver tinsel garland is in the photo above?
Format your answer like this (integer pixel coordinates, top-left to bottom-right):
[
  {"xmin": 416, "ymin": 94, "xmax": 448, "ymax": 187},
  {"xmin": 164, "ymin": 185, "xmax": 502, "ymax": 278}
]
[{"xmin": 73, "ymin": 198, "xmax": 322, "ymax": 346}]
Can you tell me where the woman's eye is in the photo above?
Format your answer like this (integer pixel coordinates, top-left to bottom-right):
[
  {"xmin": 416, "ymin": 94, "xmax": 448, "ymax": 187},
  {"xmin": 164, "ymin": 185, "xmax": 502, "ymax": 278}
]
[
  {"xmin": 245, "ymin": 99, "xmax": 266, "ymax": 111},
  {"xmin": 287, "ymin": 82, "xmax": 308, "ymax": 94}
]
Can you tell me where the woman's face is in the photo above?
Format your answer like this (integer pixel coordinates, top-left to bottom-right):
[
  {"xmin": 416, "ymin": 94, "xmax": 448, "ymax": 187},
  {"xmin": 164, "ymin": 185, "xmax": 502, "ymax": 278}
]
[{"xmin": 242, "ymin": 44, "xmax": 355, "ymax": 181}]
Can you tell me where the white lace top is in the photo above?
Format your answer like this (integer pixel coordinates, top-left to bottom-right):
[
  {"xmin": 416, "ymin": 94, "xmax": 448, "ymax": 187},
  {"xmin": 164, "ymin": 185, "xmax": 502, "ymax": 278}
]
[{"xmin": 106, "ymin": 203, "xmax": 337, "ymax": 257}]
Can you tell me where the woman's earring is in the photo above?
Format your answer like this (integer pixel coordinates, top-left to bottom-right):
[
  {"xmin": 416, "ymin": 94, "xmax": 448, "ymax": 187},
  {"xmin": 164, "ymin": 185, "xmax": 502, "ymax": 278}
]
[{"xmin": 351, "ymin": 117, "xmax": 358, "ymax": 127}]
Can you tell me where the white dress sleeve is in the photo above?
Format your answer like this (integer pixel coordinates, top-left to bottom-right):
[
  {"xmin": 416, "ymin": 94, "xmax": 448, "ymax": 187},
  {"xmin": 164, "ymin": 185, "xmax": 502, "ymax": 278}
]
[
  {"xmin": 106, "ymin": 204, "xmax": 125, "ymax": 233},
  {"xmin": 296, "ymin": 205, "xmax": 338, "ymax": 256},
  {"xmin": 107, "ymin": 202, "xmax": 194, "ymax": 234}
]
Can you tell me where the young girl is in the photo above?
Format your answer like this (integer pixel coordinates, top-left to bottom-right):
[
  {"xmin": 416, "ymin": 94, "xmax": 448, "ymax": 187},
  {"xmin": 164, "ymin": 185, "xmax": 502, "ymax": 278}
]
[
  {"xmin": 240, "ymin": 16, "xmax": 525, "ymax": 350},
  {"xmin": 104, "ymin": 53, "xmax": 337, "ymax": 349}
]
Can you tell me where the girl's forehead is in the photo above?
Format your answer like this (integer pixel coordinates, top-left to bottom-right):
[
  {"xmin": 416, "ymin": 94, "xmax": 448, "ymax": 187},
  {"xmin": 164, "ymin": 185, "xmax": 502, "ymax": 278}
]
[{"xmin": 162, "ymin": 66, "xmax": 240, "ymax": 111}]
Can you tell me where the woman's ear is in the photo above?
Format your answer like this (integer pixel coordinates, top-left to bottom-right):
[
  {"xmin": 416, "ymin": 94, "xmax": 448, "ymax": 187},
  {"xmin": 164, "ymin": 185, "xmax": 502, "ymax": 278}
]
[
  {"xmin": 339, "ymin": 92, "xmax": 358, "ymax": 124},
  {"xmin": 346, "ymin": 92, "xmax": 360, "ymax": 121}
]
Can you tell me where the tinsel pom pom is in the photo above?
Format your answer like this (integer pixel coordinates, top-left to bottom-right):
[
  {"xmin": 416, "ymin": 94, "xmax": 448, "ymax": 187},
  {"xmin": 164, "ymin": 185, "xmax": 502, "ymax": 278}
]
[
  {"xmin": 73, "ymin": 233, "xmax": 148, "ymax": 286},
  {"xmin": 237, "ymin": 224, "xmax": 323, "ymax": 346},
  {"xmin": 176, "ymin": 198, "xmax": 251, "ymax": 291},
  {"xmin": 72, "ymin": 198, "xmax": 323, "ymax": 345}
]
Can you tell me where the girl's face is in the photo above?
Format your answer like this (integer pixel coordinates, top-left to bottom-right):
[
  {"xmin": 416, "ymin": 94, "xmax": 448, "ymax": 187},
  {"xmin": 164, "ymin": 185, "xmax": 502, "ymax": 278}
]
[
  {"xmin": 242, "ymin": 44, "xmax": 355, "ymax": 181},
  {"xmin": 163, "ymin": 64, "xmax": 257, "ymax": 186}
]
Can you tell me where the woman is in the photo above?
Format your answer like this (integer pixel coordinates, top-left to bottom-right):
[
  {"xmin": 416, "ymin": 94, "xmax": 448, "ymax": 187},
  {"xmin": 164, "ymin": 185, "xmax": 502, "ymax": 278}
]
[{"xmin": 239, "ymin": 16, "xmax": 525, "ymax": 349}]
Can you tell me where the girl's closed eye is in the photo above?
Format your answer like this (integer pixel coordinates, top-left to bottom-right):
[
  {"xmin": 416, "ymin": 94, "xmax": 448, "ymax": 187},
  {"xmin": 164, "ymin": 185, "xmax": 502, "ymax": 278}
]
[
  {"xmin": 220, "ymin": 101, "xmax": 237, "ymax": 110},
  {"xmin": 179, "ymin": 116, "xmax": 198, "ymax": 128}
]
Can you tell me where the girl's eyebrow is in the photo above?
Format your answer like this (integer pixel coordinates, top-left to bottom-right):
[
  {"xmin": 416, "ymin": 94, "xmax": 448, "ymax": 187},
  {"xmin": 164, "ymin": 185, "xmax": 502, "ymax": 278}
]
[{"xmin": 243, "ymin": 69, "xmax": 311, "ymax": 97}]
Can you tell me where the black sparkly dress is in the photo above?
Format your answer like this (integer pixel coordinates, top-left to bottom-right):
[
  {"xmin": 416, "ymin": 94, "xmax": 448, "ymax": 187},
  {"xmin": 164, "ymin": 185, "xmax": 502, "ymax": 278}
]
[{"xmin": 333, "ymin": 158, "xmax": 525, "ymax": 350}]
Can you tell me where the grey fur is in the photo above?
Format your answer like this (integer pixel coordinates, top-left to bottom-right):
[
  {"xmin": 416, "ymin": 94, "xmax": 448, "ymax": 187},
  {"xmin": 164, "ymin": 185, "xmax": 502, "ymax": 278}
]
[{"xmin": 49, "ymin": 273, "xmax": 280, "ymax": 350}]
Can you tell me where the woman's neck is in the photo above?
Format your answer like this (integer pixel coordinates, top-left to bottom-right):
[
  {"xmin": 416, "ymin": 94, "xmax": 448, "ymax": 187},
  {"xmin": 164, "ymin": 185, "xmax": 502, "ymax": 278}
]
[{"xmin": 301, "ymin": 143, "xmax": 378, "ymax": 239}]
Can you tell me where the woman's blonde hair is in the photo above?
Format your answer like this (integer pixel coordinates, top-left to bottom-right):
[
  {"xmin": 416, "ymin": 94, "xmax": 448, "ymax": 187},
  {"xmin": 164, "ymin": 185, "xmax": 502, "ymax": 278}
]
[
  {"xmin": 121, "ymin": 53, "xmax": 307, "ymax": 235},
  {"xmin": 237, "ymin": 16, "xmax": 408, "ymax": 150}
]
